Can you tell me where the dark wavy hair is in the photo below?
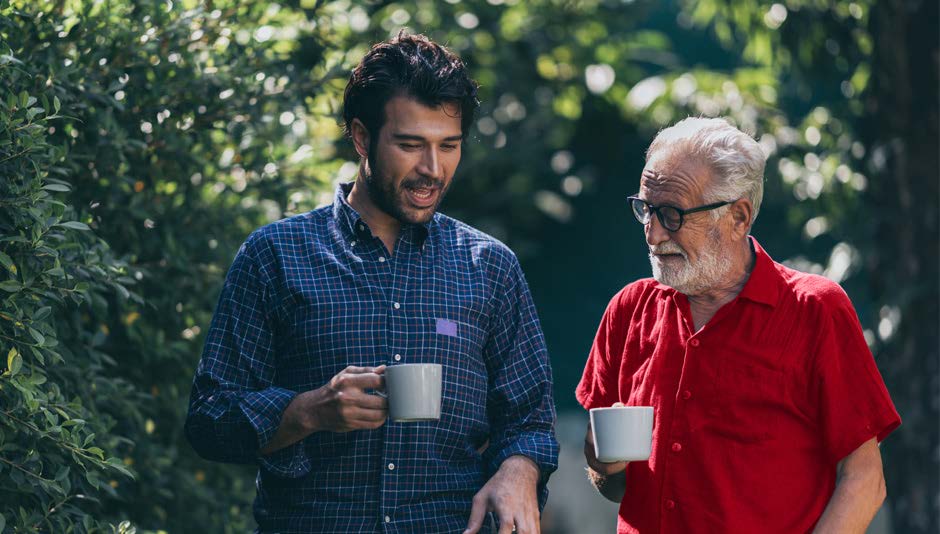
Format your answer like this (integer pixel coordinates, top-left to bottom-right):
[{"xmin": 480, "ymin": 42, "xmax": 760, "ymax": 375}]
[{"xmin": 342, "ymin": 31, "xmax": 480, "ymax": 139}]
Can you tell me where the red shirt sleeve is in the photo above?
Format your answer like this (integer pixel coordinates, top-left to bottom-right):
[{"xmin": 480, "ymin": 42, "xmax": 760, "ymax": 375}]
[
  {"xmin": 576, "ymin": 285, "xmax": 636, "ymax": 410},
  {"xmin": 810, "ymin": 282, "xmax": 901, "ymax": 464}
]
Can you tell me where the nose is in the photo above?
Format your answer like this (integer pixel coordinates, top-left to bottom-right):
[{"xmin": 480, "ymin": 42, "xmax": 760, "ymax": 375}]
[
  {"xmin": 417, "ymin": 147, "xmax": 443, "ymax": 180},
  {"xmin": 645, "ymin": 214, "xmax": 670, "ymax": 248}
]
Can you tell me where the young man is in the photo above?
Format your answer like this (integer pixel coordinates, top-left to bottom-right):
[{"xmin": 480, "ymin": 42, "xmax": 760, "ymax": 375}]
[
  {"xmin": 578, "ymin": 117, "xmax": 900, "ymax": 533},
  {"xmin": 185, "ymin": 33, "xmax": 558, "ymax": 533}
]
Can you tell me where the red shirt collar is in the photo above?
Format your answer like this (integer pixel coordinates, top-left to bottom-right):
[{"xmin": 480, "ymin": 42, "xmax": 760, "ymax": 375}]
[
  {"xmin": 737, "ymin": 236, "xmax": 780, "ymax": 307},
  {"xmin": 651, "ymin": 236, "xmax": 781, "ymax": 307}
]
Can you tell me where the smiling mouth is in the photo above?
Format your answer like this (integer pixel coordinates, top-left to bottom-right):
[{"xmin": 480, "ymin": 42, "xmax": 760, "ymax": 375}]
[{"xmin": 404, "ymin": 185, "xmax": 439, "ymax": 208}]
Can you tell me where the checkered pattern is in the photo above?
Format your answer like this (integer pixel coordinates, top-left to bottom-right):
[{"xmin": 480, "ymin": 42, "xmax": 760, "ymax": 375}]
[{"xmin": 185, "ymin": 183, "xmax": 558, "ymax": 533}]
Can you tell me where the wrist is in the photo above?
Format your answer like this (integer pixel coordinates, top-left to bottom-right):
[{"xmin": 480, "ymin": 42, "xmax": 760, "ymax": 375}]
[
  {"xmin": 500, "ymin": 454, "xmax": 540, "ymax": 483},
  {"xmin": 291, "ymin": 389, "xmax": 322, "ymax": 434}
]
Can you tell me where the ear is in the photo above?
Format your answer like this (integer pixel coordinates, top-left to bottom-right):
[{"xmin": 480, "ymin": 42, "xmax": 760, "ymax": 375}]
[
  {"xmin": 350, "ymin": 118, "xmax": 371, "ymax": 159},
  {"xmin": 729, "ymin": 198, "xmax": 753, "ymax": 238}
]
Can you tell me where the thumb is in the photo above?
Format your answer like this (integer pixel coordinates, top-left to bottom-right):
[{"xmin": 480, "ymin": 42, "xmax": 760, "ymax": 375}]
[
  {"xmin": 612, "ymin": 401, "xmax": 625, "ymax": 407},
  {"xmin": 463, "ymin": 496, "xmax": 488, "ymax": 534}
]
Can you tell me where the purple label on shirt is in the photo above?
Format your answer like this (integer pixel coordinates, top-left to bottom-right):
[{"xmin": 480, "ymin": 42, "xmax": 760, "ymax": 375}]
[{"xmin": 436, "ymin": 318, "xmax": 458, "ymax": 337}]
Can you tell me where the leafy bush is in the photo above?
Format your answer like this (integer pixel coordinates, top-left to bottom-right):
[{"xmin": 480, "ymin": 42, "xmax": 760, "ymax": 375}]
[{"xmin": 1, "ymin": 0, "xmax": 337, "ymax": 530}]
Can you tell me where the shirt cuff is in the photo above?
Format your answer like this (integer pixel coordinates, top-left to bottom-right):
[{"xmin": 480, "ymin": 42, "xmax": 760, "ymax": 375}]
[{"xmin": 238, "ymin": 387, "xmax": 312, "ymax": 479}]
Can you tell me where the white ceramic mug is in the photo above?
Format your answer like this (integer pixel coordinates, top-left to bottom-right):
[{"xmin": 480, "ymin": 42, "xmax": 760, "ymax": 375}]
[
  {"xmin": 384, "ymin": 363, "xmax": 442, "ymax": 422},
  {"xmin": 590, "ymin": 406, "xmax": 654, "ymax": 462}
]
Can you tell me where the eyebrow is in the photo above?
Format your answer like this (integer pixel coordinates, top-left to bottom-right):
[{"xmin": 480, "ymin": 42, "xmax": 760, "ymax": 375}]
[{"xmin": 392, "ymin": 133, "xmax": 463, "ymax": 142}]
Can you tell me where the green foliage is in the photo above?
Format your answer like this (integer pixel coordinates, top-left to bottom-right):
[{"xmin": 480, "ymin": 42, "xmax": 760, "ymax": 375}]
[{"xmin": 0, "ymin": 0, "xmax": 339, "ymax": 530}]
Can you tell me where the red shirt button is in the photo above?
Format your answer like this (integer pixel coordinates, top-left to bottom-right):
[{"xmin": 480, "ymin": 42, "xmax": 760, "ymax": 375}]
[
  {"xmin": 681, "ymin": 390, "xmax": 692, "ymax": 400},
  {"xmin": 665, "ymin": 499, "xmax": 676, "ymax": 510},
  {"xmin": 689, "ymin": 339, "xmax": 700, "ymax": 347},
  {"xmin": 672, "ymin": 442, "xmax": 682, "ymax": 452}
]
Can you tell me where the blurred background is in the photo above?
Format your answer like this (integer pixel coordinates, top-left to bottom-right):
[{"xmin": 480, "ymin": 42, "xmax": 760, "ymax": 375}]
[{"xmin": 1, "ymin": 0, "xmax": 936, "ymax": 532}]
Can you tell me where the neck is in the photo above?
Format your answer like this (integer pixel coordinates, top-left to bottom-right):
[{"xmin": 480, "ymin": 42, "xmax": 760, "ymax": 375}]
[
  {"xmin": 347, "ymin": 175, "xmax": 401, "ymax": 254},
  {"xmin": 686, "ymin": 238, "xmax": 755, "ymax": 328}
]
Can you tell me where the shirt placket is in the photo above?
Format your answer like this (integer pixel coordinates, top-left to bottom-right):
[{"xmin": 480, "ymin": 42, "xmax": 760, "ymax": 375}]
[
  {"xmin": 380, "ymin": 233, "xmax": 419, "ymax": 532},
  {"xmin": 659, "ymin": 295, "xmax": 696, "ymax": 531},
  {"xmin": 660, "ymin": 296, "xmax": 737, "ymax": 531}
]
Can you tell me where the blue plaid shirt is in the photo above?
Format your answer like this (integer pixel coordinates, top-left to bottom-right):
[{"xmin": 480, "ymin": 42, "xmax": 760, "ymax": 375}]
[{"xmin": 185, "ymin": 183, "xmax": 559, "ymax": 533}]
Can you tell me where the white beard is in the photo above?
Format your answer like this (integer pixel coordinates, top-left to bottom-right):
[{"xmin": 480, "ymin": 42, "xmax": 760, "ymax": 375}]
[{"xmin": 649, "ymin": 229, "xmax": 729, "ymax": 296}]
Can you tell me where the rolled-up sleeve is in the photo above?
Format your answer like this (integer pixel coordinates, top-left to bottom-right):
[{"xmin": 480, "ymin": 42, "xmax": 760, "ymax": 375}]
[
  {"xmin": 482, "ymin": 254, "xmax": 559, "ymax": 510},
  {"xmin": 184, "ymin": 235, "xmax": 310, "ymax": 478}
]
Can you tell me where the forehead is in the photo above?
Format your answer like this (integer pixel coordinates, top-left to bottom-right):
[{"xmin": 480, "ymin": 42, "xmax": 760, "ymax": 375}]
[
  {"xmin": 381, "ymin": 95, "xmax": 462, "ymax": 139},
  {"xmin": 639, "ymin": 152, "xmax": 712, "ymax": 206}
]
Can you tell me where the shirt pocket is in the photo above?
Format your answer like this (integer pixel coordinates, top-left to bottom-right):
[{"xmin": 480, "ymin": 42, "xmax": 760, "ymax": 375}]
[{"xmin": 711, "ymin": 354, "xmax": 787, "ymax": 444}]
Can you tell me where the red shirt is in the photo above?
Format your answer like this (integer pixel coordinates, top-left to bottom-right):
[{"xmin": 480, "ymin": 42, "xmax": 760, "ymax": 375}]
[{"xmin": 576, "ymin": 238, "xmax": 900, "ymax": 533}]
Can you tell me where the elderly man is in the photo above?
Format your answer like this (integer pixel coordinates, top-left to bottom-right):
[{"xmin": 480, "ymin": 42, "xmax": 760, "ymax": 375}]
[
  {"xmin": 577, "ymin": 117, "xmax": 900, "ymax": 533},
  {"xmin": 185, "ymin": 33, "xmax": 557, "ymax": 533}
]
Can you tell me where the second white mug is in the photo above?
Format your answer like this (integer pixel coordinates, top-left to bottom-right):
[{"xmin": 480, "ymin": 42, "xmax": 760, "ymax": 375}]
[{"xmin": 590, "ymin": 406, "xmax": 654, "ymax": 463}]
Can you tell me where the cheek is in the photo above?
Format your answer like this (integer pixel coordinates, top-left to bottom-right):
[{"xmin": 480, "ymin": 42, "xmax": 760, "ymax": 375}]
[{"xmin": 376, "ymin": 151, "xmax": 414, "ymax": 181}]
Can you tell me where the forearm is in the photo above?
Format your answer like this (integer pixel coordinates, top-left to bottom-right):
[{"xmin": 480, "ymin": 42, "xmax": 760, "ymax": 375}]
[
  {"xmin": 259, "ymin": 390, "xmax": 318, "ymax": 455},
  {"xmin": 813, "ymin": 438, "xmax": 886, "ymax": 534},
  {"xmin": 813, "ymin": 475, "xmax": 885, "ymax": 533},
  {"xmin": 586, "ymin": 467, "xmax": 626, "ymax": 503}
]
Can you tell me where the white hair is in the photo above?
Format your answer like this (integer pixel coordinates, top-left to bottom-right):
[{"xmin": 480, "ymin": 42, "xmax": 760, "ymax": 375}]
[{"xmin": 646, "ymin": 117, "xmax": 766, "ymax": 228}]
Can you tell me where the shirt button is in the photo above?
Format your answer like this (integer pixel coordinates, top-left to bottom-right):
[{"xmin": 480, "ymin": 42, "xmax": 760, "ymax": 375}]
[
  {"xmin": 350, "ymin": 240, "xmax": 357, "ymax": 247},
  {"xmin": 672, "ymin": 442, "xmax": 682, "ymax": 452},
  {"xmin": 682, "ymin": 390, "xmax": 692, "ymax": 400},
  {"xmin": 388, "ymin": 463, "xmax": 395, "ymax": 470},
  {"xmin": 665, "ymin": 499, "xmax": 676, "ymax": 510},
  {"xmin": 394, "ymin": 354, "xmax": 402, "ymax": 361},
  {"xmin": 378, "ymin": 256, "xmax": 386, "ymax": 262},
  {"xmin": 393, "ymin": 302, "xmax": 400, "ymax": 310},
  {"xmin": 384, "ymin": 515, "xmax": 391, "ymax": 523},
  {"xmin": 689, "ymin": 339, "xmax": 700, "ymax": 347}
]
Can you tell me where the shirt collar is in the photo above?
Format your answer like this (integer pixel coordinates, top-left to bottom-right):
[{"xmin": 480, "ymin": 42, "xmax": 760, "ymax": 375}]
[
  {"xmin": 331, "ymin": 182, "xmax": 433, "ymax": 246},
  {"xmin": 651, "ymin": 236, "xmax": 781, "ymax": 307},
  {"xmin": 736, "ymin": 236, "xmax": 781, "ymax": 307}
]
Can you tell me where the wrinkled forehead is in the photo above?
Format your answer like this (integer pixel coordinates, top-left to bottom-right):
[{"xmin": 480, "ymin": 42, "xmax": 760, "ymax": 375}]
[{"xmin": 639, "ymin": 152, "xmax": 713, "ymax": 206}]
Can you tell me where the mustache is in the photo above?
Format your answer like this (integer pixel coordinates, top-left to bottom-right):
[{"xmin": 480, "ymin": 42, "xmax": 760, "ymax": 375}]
[
  {"xmin": 650, "ymin": 242, "xmax": 687, "ymax": 257},
  {"xmin": 401, "ymin": 178, "xmax": 444, "ymax": 190}
]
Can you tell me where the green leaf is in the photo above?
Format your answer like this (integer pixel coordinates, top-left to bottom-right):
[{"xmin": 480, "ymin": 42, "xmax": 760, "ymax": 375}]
[
  {"xmin": 87, "ymin": 446, "xmax": 104, "ymax": 458},
  {"xmin": 0, "ymin": 252, "xmax": 13, "ymax": 270},
  {"xmin": 34, "ymin": 306, "xmax": 51, "ymax": 320},
  {"xmin": 0, "ymin": 280, "xmax": 20, "ymax": 292},
  {"xmin": 55, "ymin": 466, "xmax": 69, "ymax": 481},
  {"xmin": 0, "ymin": 512, "xmax": 5, "ymax": 532},
  {"xmin": 7, "ymin": 348, "xmax": 21, "ymax": 376},
  {"xmin": 58, "ymin": 221, "xmax": 90, "ymax": 230},
  {"xmin": 53, "ymin": 96, "xmax": 61, "ymax": 113},
  {"xmin": 42, "ymin": 183, "xmax": 71, "ymax": 192},
  {"xmin": 45, "ymin": 267, "xmax": 65, "ymax": 277},
  {"xmin": 28, "ymin": 327, "xmax": 45, "ymax": 346}
]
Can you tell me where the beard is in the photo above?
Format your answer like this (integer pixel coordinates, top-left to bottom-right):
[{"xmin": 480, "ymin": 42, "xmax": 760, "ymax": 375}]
[
  {"xmin": 649, "ymin": 227, "xmax": 729, "ymax": 296},
  {"xmin": 363, "ymin": 146, "xmax": 449, "ymax": 225}
]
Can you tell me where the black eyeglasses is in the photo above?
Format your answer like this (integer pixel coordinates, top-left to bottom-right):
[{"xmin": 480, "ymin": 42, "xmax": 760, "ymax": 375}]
[{"xmin": 627, "ymin": 195, "xmax": 734, "ymax": 232}]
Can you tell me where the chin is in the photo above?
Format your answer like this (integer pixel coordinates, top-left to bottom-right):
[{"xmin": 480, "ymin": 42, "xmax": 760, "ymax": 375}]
[{"xmin": 394, "ymin": 204, "xmax": 437, "ymax": 225}]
